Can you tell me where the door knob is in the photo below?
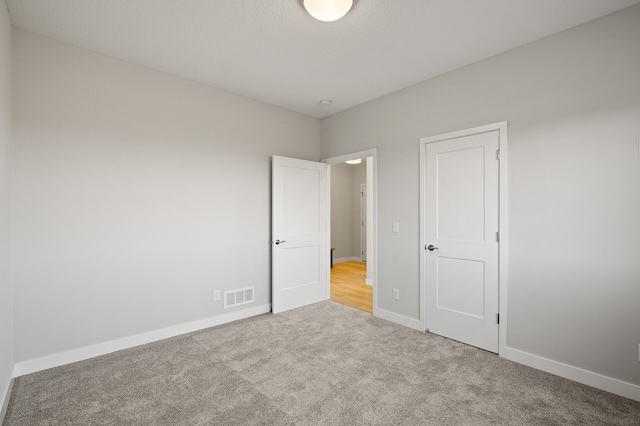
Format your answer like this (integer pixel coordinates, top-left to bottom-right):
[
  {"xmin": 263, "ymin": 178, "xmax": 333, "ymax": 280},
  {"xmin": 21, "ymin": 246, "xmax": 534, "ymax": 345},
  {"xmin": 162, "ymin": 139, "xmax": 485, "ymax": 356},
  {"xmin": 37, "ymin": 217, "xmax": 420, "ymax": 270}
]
[
  {"xmin": 427, "ymin": 244, "xmax": 438, "ymax": 251},
  {"xmin": 274, "ymin": 240, "xmax": 287, "ymax": 245}
]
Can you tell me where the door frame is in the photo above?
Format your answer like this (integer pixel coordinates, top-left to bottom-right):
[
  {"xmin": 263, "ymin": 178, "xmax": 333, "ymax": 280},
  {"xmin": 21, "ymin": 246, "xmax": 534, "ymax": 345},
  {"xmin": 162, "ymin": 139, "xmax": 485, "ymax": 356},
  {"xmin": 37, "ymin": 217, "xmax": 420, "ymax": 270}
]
[
  {"xmin": 419, "ymin": 122, "xmax": 508, "ymax": 355},
  {"xmin": 360, "ymin": 183, "xmax": 367, "ymax": 262},
  {"xmin": 322, "ymin": 149, "xmax": 378, "ymax": 316}
]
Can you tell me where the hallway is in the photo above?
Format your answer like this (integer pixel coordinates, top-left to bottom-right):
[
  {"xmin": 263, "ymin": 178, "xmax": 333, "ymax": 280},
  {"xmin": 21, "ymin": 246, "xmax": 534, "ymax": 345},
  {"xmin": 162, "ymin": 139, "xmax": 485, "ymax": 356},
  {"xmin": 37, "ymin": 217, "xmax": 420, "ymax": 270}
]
[{"xmin": 330, "ymin": 261, "xmax": 372, "ymax": 314}]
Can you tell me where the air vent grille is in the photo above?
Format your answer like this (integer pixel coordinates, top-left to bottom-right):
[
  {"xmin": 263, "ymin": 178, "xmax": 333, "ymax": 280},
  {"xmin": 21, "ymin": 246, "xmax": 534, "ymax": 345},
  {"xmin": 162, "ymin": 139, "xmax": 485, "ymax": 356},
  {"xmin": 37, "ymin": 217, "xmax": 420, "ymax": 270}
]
[{"xmin": 223, "ymin": 287, "xmax": 255, "ymax": 309}]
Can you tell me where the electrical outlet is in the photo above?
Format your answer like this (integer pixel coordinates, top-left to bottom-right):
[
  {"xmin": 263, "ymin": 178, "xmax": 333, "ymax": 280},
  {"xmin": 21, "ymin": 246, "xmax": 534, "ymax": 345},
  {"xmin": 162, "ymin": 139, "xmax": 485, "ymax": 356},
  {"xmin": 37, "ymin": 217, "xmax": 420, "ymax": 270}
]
[
  {"xmin": 213, "ymin": 290, "xmax": 220, "ymax": 302},
  {"xmin": 392, "ymin": 222, "xmax": 400, "ymax": 233},
  {"xmin": 392, "ymin": 288, "xmax": 400, "ymax": 300}
]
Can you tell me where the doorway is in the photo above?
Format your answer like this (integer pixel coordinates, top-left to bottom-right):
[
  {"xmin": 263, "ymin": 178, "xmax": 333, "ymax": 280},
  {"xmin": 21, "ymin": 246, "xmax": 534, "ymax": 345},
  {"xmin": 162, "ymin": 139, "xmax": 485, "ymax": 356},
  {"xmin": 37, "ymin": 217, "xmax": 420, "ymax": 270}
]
[
  {"xmin": 323, "ymin": 150, "xmax": 377, "ymax": 315},
  {"xmin": 271, "ymin": 150, "xmax": 377, "ymax": 317},
  {"xmin": 330, "ymin": 261, "xmax": 371, "ymax": 313}
]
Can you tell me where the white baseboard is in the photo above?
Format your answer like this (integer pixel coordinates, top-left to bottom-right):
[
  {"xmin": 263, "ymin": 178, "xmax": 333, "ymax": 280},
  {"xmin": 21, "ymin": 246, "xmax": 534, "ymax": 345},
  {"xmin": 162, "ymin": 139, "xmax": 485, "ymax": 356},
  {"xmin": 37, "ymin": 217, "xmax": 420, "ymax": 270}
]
[
  {"xmin": 1, "ymin": 377, "xmax": 14, "ymax": 424},
  {"xmin": 504, "ymin": 347, "xmax": 640, "ymax": 402},
  {"xmin": 375, "ymin": 308, "xmax": 423, "ymax": 332},
  {"xmin": 333, "ymin": 256, "xmax": 361, "ymax": 264},
  {"xmin": 13, "ymin": 304, "xmax": 271, "ymax": 378},
  {"xmin": 365, "ymin": 278, "xmax": 373, "ymax": 286}
]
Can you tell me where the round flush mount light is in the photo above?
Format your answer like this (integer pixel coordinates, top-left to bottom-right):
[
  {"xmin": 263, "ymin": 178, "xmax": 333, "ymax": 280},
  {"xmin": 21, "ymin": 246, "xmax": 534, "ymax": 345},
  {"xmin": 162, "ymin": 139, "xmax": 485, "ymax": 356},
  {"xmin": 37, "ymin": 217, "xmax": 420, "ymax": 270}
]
[
  {"xmin": 303, "ymin": 0, "xmax": 354, "ymax": 22},
  {"xmin": 319, "ymin": 99, "xmax": 332, "ymax": 106},
  {"xmin": 345, "ymin": 158, "xmax": 362, "ymax": 164}
]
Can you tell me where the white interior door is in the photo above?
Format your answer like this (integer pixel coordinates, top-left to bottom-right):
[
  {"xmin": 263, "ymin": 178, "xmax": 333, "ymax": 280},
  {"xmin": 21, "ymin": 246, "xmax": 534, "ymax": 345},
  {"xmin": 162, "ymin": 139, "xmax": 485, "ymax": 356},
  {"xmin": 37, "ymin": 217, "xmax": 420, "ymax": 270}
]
[
  {"xmin": 272, "ymin": 156, "xmax": 328, "ymax": 314},
  {"xmin": 425, "ymin": 130, "xmax": 500, "ymax": 353}
]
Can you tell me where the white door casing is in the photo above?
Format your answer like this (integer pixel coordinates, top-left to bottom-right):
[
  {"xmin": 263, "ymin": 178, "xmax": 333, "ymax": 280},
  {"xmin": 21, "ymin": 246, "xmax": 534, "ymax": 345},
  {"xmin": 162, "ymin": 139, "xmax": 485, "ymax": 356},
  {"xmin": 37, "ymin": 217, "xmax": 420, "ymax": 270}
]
[
  {"xmin": 323, "ymin": 149, "xmax": 378, "ymax": 308},
  {"xmin": 420, "ymin": 123, "xmax": 507, "ymax": 354},
  {"xmin": 272, "ymin": 156, "xmax": 329, "ymax": 314},
  {"xmin": 361, "ymin": 184, "xmax": 367, "ymax": 262}
]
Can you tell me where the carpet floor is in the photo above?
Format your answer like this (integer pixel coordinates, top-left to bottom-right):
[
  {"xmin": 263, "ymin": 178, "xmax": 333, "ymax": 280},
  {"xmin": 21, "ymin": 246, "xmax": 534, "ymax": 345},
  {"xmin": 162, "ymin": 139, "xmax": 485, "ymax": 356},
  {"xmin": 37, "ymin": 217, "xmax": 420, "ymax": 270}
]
[{"xmin": 4, "ymin": 301, "xmax": 640, "ymax": 425}]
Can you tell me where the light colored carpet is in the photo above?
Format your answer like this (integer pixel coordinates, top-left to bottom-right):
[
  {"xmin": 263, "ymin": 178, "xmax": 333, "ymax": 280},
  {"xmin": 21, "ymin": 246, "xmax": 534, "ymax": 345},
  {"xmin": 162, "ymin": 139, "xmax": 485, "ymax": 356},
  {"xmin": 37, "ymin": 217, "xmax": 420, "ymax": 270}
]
[{"xmin": 4, "ymin": 301, "xmax": 640, "ymax": 425}]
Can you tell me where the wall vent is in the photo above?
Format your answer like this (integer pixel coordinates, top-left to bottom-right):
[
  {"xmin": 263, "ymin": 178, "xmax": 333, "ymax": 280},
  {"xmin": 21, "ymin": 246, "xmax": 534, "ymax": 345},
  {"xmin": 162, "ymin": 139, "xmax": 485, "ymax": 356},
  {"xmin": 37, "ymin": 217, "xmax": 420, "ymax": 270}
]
[{"xmin": 224, "ymin": 287, "xmax": 255, "ymax": 309}]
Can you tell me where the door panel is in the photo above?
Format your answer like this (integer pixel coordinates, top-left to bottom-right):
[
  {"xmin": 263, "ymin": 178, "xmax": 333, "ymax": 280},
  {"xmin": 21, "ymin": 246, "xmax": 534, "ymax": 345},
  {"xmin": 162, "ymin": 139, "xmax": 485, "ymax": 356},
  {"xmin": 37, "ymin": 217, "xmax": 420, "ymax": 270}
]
[
  {"xmin": 436, "ymin": 146, "xmax": 485, "ymax": 242},
  {"xmin": 425, "ymin": 131, "xmax": 499, "ymax": 353},
  {"xmin": 436, "ymin": 256, "xmax": 485, "ymax": 318},
  {"xmin": 272, "ymin": 156, "xmax": 328, "ymax": 314},
  {"xmin": 282, "ymin": 246, "xmax": 320, "ymax": 290},
  {"xmin": 282, "ymin": 166, "xmax": 320, "ymax": 234}
]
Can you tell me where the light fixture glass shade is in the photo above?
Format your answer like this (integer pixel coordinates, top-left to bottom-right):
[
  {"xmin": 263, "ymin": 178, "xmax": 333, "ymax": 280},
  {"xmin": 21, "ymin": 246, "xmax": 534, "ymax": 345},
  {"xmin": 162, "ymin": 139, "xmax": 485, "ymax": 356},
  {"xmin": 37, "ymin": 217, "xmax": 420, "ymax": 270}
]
[
  {"xmin": 345, "ymin": 158, "xmax": 362, "ymax": 164},
  {"xmin": 303, "ymin": 0, "xmax": 354, "ymax": 22}
]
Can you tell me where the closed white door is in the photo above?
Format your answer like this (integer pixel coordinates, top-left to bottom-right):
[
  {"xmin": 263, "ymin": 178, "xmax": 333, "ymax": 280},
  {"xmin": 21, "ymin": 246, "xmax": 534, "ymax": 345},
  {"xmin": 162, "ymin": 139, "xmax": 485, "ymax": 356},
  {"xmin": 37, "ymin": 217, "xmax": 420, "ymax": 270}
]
[
  {"xmin": 424, "ymin": 130, "xmax": 500, "ymax": 353},
  {"xmin": 272, "ymin": 156, "xmax": 328, "ymax": 314}
]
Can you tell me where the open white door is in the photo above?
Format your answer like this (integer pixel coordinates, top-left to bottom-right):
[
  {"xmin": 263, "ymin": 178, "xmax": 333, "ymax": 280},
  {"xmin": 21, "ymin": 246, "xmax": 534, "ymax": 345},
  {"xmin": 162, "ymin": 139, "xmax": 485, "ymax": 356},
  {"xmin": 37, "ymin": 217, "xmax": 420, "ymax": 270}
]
[
  {"xmin": 272, "ymin": 156, "xmax": 328, "ymax": 314},
  {"xmin": 423, "ymin": 129, "xmax": 500, "ymax": 353}
]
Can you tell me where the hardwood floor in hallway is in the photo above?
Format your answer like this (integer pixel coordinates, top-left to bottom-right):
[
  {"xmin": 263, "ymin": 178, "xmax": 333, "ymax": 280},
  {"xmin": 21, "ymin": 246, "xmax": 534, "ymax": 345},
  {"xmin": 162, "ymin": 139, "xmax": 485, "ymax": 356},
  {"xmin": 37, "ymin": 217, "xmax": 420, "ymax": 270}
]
[{"xmin": 330, "ymin": 261, "xmax": 373, "ymax": 314}]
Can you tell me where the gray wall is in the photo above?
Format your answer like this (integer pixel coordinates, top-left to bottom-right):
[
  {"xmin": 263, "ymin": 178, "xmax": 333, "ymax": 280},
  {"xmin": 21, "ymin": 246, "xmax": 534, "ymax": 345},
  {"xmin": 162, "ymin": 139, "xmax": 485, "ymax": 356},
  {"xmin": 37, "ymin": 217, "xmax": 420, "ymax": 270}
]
[
  {"xmin": 330, "ymin": 163, "xmax": 353, "ymax": 260},
  {"xmin": 12, "ymin": 30, "xmax": 321, "ymax": 363},
  {"xmin": 0, "ymin": 0, "xmax": 13, "ymax": 408},
  {"xmin": 330, "ymin": 162, "xmax": 366, "ymax": 261},
  {"xmin": 321, "ymin": 6, "xmax": 640, "ymax": 386}
]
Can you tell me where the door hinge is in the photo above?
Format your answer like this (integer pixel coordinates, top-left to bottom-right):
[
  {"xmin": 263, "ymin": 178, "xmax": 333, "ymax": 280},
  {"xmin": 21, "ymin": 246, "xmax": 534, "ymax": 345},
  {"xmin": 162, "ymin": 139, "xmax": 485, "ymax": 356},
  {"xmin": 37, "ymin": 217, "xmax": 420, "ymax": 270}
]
[
  {"xmin": 497, "ymin": 149, "xmax": 500, "ymax": 160},
  {"xmin": 496, "ymin": 231, "xmax": 500, "ymax": 242},
  {"xmin": 497, "ymin": 314, "xmax": 500, "ymax": 324}
]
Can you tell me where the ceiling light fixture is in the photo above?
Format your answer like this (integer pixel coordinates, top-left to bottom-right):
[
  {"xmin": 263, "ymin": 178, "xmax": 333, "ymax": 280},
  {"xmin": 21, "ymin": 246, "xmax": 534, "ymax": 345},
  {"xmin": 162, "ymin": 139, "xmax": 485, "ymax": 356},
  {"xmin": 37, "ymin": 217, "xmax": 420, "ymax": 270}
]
[
  {"xmin": 303, "ymin": 0, "xmax": 354, "ymax": 22},
  {"xmin": 345, "ymin": 159, "xmax": 362, "ymax": 164}
]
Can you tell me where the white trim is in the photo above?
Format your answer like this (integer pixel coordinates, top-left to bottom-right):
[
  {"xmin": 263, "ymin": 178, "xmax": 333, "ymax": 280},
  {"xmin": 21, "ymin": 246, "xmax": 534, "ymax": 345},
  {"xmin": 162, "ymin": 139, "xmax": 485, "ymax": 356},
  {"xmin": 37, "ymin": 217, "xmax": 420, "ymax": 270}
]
[
  {"xmin": 419, "ymin": 138, "xmax": 427, "ymax": 331},
  {"xmin": 323, "ymin": 149, "xmax": 376, "ymax": 166},
  {"xmin": 323, "ymin": 149, "xmax": 378, "ymax": 318},
  {"xmin": 365, "ymin": 278, "xmax": 373, "ymax": 286},
  {"xmin": 333, "ymin": 256, "xmax": 361, "ymax": 264},
  {"xmin": 326, "ymin": 165, "xmax": 332, "ymax": 301},
  {"xmin": 0, "ymin": 377, "xmax": 13, "ymax": 424},
  {"xmin": 497, "ymin": 123, "xmax": 508, "ymax": 355},
  {"xmin": 376, "ymin": 308, "xmax": 423, "ymax": 331},
  {"xmin": 360, "ymin": 183, "xmax": 367, "ymax": 262},
  {"xmin": 365, "ymin": 157, "xmax": 374, "ymax": 285},
  {"xmin": 371, "ymin": 154, "xmax": 379, "ymax": 315},
  {"xmin": 505, "ymin": 347, "xmax": 640, "ymax": 402},
  {"xmin": 419, "ymin": 122, "xmax": 508, "ymax": 353},
  {"xmin": 13, "ymin": 304, "xmax": 271, "ymax": 378}
]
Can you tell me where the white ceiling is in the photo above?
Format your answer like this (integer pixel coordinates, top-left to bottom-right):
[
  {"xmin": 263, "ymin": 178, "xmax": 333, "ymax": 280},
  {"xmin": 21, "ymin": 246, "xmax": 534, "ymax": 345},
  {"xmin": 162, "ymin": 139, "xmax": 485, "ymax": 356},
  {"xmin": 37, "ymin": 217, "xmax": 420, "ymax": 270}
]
[{"xmin": 7, "ymin": 0, "xmax": 640, "ymax": 118}]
